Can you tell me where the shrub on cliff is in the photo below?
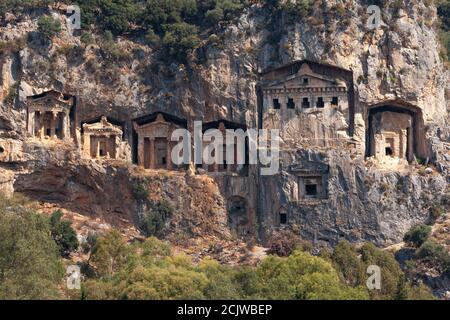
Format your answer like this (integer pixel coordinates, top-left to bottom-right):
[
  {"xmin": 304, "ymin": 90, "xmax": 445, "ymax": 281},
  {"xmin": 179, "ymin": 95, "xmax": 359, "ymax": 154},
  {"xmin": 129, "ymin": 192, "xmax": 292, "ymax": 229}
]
[
  {"xmin": 275, "ymin": 0, "xmax": 313, "ymax": 24},
  {"xmin": 132, "ymin": 178, "xmax": 149, "ymax": 200},
  {"xmin": 162, "ymin": 22, "xmax": 200, "ymax": 62},
  {"xmin": 37, "ymin": 15, "xmax": 61, "ymax": 40},
  {"xmin": 142, "ymin": 200, "xmax": 174, "ymax": 237},
  {"xmin": 266, "ymin": 229, "xmax": 312, "ymax": 257},
  {"xmin": 78, "ymin": 0, "xmax": 138, "ymax": 35},
  {"xmin": 436, "ymin": 0, "xmax": 450, "ymax": 62},
  {"xmin": 49, "ymin": 210, "xmax": 79, "ymax": 257},
  {"xmin": 403, "ymin": 224, "xmax": 432, "ymax": 248},
  {"xmin": 415, "ymin": 239, "xmax": 450, "ymax": 267}
]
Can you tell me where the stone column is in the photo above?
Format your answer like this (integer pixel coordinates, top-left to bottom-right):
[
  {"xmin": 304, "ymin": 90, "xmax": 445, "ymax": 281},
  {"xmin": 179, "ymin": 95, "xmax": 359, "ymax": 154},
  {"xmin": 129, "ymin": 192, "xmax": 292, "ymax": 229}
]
[
  {"xmin": 27, "ymin": 109, "xmax": 35, "ymax": 136},
  {"xmin": 407, "ymin": 127, "xmax": 414, "ymax": 162},
  {"xmin": 105, "ymin": 135, "xmax": 111, "ymax": 159},
  {"xmin": 39, "ymin": 112, "xmax": 45, "ymax": 139},
  {"xmin": 50, "ymin": 112, "xmax": 57, "ymax": 138},
  {"xmin": 96, "ymin": 137, "xmax": 101, "ymax": 158},
  {"xmin": 137, "ymin": 134, "xmax": 144, "ymax": 166},
  {"xmin": 149, "ymin": 138, "xmax": 155, "ymax": 169},
  {"xmin": 166, "ymin": 139, "xmax": 172, "ymax": 170},
  {"xmin": 61, "ymin": 112, "xmax": 68, "ymax": 140},
  {"xmin": 83, "ymin": 132, "xmax": 91, "ymax": 158}
]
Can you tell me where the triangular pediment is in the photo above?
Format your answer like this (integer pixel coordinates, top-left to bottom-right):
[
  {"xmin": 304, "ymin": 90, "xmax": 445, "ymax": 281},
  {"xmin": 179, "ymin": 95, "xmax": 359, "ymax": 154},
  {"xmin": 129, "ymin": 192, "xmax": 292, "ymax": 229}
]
[
  {"xmin": 83, "ymin": 116, "xmax": 123, "ymax": 134},
  {"xmin": 263, "ymin": 63, "xmax": 343, "ymax": 90},
  {"xmin": 289, "ymin": 161, "xmax": 329, "ymax": 174},
  {"xmin": 28, "ymin": 90, "xmax": 72, "ymax": 106}
]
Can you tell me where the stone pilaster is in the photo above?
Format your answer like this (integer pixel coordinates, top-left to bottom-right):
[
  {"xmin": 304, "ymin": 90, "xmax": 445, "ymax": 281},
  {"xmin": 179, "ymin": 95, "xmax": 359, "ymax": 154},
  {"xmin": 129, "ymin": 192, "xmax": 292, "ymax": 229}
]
[
  {"xmin": 39, "ymin": 112, "xmax": 45, "ymax": 139},
  {"xmin": 50, "ymin": 112, "xmax": 57, "ymax": 138},
  {"xmin": 166, "ymin": 139, "xmax": 172, "ymax": 170},
  {"xmin": 96, "ymin": 138, "xmax": 100, "ymax": 158},
  {"xmin": 27, "ymin": 109, "xmax": 35, "ymax": 136},
  {"xmin": 83, "ymin": 133, "xmax": 91, "ymax": 158},
  {"xmin": 62, "ymin": 112, "xmax": 69, "ymax": 140},
  {"xmin": 149, "ymin": 138, "xmax": 155, "ymax": 169},
  {"xmin": 138, "ymin": 135, "xmax": 144, "ymax": 166}
]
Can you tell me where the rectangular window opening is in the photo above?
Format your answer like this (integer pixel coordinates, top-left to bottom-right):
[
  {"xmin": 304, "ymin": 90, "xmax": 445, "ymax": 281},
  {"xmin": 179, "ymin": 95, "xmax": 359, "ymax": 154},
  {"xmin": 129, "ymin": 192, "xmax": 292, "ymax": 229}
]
[
  {"xmin": 279, "ymin": 213, "xmax": 287, "ymax": 225},
  {"xmin": 273, "ymin": 98, "xmax": 281, "ymax": 109},
  {"xmin": 305, "ymin": 184, "xmax": 318, "ymax": 197},
  {"xmin": 287, "ymin": 98, "xmax": 295, "ymax": 109},
  {"xmin": 317, "ymin": 97, "xmax": 325, "ymax": 108},
  {"xmin": 331, "ymin": 96, "xmax": 339, "ymax": 106},
  {"xmin": 302, "ymin": 98, "xmax": 310, "ymax": 108}
]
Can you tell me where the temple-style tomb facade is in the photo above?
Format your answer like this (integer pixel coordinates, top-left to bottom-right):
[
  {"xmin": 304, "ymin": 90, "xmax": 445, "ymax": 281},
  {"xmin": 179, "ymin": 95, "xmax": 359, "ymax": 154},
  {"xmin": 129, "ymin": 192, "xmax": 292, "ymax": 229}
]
[
  {"xmin": 261, "ymin": 63, "xmax": 348, "ymax": 124},
  {"xmin": 82, "ymin": 116, "xmax": 124, "ymax": 159},
  {"xmin": 133, "ymin": 112, "xmax": 187, "ymax": 170},
  {"xmin": 21, "ymin": 58, "xmax": 432, "ymax": 243},
  {"xmin": 201, "ymin": 120, "xmax": 248, "ymax": 174},
  {"xmin": 27, "ymin": 90, "xmax": 73, "ymax": 140}
]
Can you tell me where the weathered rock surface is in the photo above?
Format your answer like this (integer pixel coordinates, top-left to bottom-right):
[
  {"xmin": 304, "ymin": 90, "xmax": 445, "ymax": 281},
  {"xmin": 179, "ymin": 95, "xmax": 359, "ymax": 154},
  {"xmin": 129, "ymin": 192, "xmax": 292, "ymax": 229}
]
[{"xmin": 0, "ymin": 1, "xmax": 448, "ymax": 248}]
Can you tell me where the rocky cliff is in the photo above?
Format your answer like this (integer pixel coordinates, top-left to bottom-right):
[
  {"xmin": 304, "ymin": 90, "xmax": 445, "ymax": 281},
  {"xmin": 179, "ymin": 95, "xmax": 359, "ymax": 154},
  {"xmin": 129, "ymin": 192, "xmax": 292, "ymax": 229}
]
[{"xmin": 0, "ymin": 1, "xmax": 449, "ymax": 251}]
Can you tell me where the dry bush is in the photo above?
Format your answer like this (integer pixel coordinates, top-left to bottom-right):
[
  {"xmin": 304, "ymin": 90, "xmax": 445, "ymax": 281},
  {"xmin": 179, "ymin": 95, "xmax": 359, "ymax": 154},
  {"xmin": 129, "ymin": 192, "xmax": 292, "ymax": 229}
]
[{"xmin": 267, "ymin": 229, "xmax": 312, "ymax": 257}]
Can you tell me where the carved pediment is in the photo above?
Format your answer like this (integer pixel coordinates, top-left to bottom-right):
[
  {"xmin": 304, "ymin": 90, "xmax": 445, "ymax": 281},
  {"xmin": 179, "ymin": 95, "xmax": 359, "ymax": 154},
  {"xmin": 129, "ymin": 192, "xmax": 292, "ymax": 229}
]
[
  {"xmin": 27, "ymin": 90, "xmax": 73, "ymax": 112},
  {"xmin": 262, "ymin": 63, "xmax": 346, "ymax": 91},
  {"xmin": 289, "ymin": 161, "xmax": 329, "ymax": 174},
  {"xmin": 83, "ymin": 116, "xmax": 122, "ymax": 135}
]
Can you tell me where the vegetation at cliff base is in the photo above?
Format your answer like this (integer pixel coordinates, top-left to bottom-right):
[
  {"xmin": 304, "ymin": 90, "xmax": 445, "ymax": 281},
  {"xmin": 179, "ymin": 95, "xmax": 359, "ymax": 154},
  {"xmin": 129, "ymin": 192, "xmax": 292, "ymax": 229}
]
[
  {"xmin": 0, "ymin": 194, "xmax": 64, "ymax": 299},
  {"xmin": 82, "ymin": 233, "xmax": 369, "ymax": 300},
  {"xmin": 330, "ymin": 240, "xmax": 434, "ymax": 300},
  {"xmin": 80, "ymin": 232, "xmax": 434, "ymax": 300},
  {"xmin": 0, "ymin": 193, "xmax": 438, "ymax": 300}
]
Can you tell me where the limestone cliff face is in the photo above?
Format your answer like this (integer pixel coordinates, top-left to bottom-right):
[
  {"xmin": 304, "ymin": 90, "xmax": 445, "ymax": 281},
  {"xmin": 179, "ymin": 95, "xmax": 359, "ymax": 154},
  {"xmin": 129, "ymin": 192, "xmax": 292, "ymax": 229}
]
[{"xmin": 0, "ymin": 1, "xmax": 449, "ymax": 247}]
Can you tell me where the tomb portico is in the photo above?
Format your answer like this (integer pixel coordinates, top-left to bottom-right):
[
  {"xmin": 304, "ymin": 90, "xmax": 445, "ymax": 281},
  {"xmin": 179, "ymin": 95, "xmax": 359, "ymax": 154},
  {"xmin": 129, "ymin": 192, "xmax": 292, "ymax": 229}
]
[
  {"xmin": 27, "ymin": 91, "xmax": 73, "ymax": 141},
  {"xmin": 202, "ymin": 120, "xmax": 248, "ymax": 174},
  {"xmin": 261, "ymin": 63, "xmax": 348, "ymax": 124},
  {"xmin": 133, "ymin": 112, "xmax": 186, "ymax": 170},
  {"xmin": 367, "ymin": 102, "xmax": 426, "ymax": 163},
  {"xmin": 82, "ymin": 116, "xmax": 124, "ymax": 159}
]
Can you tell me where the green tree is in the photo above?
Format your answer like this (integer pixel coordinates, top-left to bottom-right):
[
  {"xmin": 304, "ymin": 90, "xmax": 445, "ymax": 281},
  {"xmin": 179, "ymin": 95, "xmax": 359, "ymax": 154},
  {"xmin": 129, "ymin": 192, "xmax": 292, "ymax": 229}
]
[
  {"xmin": 0, "ymin": 194, "xmax": 64, "ymax": 299},
  {"xmin": 205, "ymin": 7, "xmax": 224, "ymax": 25},
  {"xmin": 403, "ymin": 224, "xmax": 432, "ymax": 248},
  {"xmin": 332, "ymin": 240, "xmax": 365, "ymax": 287},
  {"xmin": 140, "ymin": 0, "xmax": 198, "ymax": 33},
  {"xmin": 99, "ymin": 0, "xmax": 138, "ymax": 35},
  {"xmin": 359, "ymin": 243, "xmax": 403, "ymax": 299},
  {"xmin": 198, "ymin": 259, "xmax": 240, "ymax": 299},
  {"xmin": 253, "ymin": 250, "xmax": 369, "ymax": 300},
  {"xmin": 49, "ymin": 210, "xmax": 79, "ymax": 257},
  {"xmin": 142, "ymin": 200, "xmax": 174, "ymax": 237},
  {"xmin": 162, "ymin": 22, "xmax": 199, "ymax": 62},
  {"xmin": 37, "ymin": 15, "xmax": 62, "ymax": 40},
  {"xmin": 90, "ymin": 230, "xmax": 134, "ymax": 278},
  {"xmin": 78, "ymin": 0, "xmax": 138, "ymax": 35},
  {"xmin": 145, "ymin": 28, "xmax": 161, "ymax": 47},
  {"xmin": 415, "ymin": 239, "xmax": 450, "ymax": 267}
]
